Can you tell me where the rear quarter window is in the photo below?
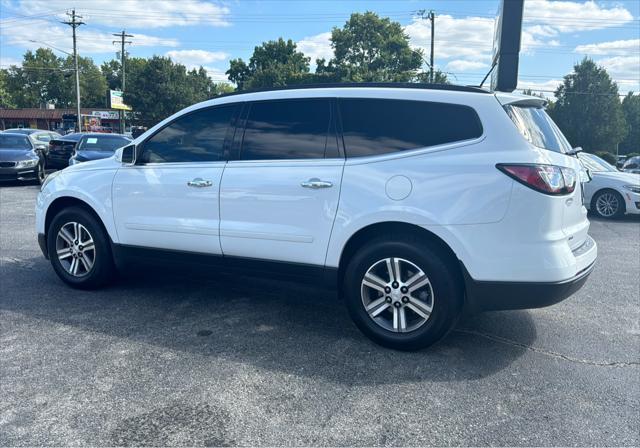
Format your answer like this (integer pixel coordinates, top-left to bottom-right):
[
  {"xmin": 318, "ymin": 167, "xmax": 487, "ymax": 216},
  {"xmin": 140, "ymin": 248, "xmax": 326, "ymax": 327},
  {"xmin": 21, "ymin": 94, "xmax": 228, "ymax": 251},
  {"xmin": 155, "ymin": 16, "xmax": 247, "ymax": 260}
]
[
  {"xmin": 504, "ymin": 105, "xmax": 572, "ymax": 154},
  {"xmin": 339, "ymin": 98, "xmax": 483, "ymax": 158}
]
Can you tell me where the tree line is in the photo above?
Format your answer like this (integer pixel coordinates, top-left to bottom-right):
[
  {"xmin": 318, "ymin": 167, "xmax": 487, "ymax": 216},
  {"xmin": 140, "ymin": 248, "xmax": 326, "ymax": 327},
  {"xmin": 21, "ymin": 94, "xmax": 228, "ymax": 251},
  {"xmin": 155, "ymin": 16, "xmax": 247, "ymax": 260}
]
[{"xmin": 0, "ymin": 12, "xmax": 637, "ymax": 154}]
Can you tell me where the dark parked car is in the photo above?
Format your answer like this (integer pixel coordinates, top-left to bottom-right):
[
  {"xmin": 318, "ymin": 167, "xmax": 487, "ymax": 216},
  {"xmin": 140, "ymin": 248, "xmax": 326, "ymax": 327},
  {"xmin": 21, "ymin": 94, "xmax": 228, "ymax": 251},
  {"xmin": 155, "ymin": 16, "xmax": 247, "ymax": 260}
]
[
  {"xmin": 622, "ymin": 156, "xmax": 640, "ymax": 174},
  {"xmin": 69, "ymin": 133, "xmax": 132, "ymax": 165},
  {"xmin": 46, "ymin": 133, "xmax": 84, "ymax": 169},
  {"xmin": 0, "ymin": 133, "xmax": 46, "ymax": 183},
  {"xmin": 2, "ymin": 129, "xmax": 61, "ymax": 165}
]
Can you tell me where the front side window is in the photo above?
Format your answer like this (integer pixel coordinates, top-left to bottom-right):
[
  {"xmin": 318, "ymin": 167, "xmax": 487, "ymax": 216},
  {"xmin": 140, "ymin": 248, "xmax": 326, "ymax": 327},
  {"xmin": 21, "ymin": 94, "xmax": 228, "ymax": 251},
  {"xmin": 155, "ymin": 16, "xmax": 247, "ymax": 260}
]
[
  {"xmin": 139, "ymin": 105, "xmax": 236, "ymax": 163},
  {"xmin": 241, "ymin": 99, "xmax": 334, "ymax": 160},
  {"xmin": 504, "ymin": 105, "xmax": 572, "ymax": 154},
  {"xmin": 339, "ymin": 98, "xmax": 483, "ymax": 157}
]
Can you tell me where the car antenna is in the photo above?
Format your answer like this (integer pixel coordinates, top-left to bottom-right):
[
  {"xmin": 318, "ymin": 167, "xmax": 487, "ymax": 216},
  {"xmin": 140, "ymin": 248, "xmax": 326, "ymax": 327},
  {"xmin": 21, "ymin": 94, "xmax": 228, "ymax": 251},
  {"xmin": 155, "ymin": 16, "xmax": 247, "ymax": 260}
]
[{"xmin": 479, "ymin": 56, "xmax": 498, "ymax": 89}]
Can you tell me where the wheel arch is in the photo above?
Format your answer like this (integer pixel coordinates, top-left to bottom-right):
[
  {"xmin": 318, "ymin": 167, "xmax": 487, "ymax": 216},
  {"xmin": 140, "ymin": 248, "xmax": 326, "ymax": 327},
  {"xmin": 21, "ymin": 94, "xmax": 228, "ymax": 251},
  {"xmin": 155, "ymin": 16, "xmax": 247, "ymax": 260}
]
[
  {"xmin": 336, "ymin": 221, "xmax": 464, "ymax": 289},
  {"xmin": 45, "ymin": 196, "xmax": 113, "ymax": 243}
]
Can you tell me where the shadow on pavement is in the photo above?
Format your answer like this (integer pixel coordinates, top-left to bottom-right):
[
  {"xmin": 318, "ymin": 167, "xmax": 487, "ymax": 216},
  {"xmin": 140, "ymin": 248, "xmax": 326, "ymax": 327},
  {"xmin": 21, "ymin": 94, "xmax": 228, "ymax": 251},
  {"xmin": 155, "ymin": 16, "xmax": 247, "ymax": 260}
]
[{"xmin": 0, "ymin": 256, "xmax": 538, "ymax": 385}]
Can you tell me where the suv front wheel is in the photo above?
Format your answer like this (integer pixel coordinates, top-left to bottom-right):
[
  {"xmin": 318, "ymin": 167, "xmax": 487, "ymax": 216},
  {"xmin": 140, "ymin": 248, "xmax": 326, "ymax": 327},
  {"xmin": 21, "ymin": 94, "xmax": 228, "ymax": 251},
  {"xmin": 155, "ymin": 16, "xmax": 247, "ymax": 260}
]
[
  {"xmin": 47, "ymin": 206, "xmax": 115, "ymax": 289},
  {"xmin": 343, "ymin": 235, "xmax": 463, "ymax": 350}
]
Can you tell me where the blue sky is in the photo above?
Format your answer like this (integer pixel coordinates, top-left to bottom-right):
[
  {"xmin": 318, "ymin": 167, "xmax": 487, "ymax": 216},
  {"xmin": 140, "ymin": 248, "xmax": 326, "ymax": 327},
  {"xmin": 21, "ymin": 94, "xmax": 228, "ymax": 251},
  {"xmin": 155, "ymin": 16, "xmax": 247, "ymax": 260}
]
[{"xmin": 1, "ymin": 0, "xmax": 639, "ymax": 95}]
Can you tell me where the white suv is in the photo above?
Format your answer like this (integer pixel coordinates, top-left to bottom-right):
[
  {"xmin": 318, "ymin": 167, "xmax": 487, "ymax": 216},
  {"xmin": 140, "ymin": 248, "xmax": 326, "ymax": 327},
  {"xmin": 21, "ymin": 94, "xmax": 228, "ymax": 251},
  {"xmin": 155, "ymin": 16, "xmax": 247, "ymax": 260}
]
[{"xmin": 36, "ymin": 84, "xmax": 597, "ymax": 350}]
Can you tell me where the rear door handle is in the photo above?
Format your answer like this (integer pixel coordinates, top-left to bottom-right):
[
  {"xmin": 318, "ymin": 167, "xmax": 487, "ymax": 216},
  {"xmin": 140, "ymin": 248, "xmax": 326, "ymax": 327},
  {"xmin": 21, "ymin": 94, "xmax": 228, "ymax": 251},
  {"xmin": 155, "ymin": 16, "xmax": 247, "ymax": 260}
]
[
  {"xmin": 301, "ymin": 178, "xmax": 333, "ymax": 189},
  {"xmin": 187, "ymin": 178, "xmax": 213, "ymax": 188}
]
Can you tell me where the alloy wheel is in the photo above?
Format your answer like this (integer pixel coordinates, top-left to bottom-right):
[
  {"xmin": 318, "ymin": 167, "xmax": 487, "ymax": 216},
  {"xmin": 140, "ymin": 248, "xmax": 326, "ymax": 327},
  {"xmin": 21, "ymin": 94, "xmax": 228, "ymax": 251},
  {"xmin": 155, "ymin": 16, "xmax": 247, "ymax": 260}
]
[
  {"xmin": 55, "ymin": 222, "xmax": 96, "ymax": 277},
  {"xmin": 361, "ymin": 257, "xmax": 434, "ymax": 333},
  {"xmin": 595, "ymin": 192, "xmax": 619, "ymax": 218}
]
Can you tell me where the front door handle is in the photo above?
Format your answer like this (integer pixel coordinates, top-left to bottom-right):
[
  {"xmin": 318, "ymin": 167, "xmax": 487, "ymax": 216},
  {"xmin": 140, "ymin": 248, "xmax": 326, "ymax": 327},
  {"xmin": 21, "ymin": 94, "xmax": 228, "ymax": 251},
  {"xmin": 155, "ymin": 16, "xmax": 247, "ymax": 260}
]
[
  {"xmin": 301, "ymin": 178, "xmax": 333, "ymax": 189},
  {"xmin": 187, "ymin": 178, "xmax": 213, "ymax": 188}
]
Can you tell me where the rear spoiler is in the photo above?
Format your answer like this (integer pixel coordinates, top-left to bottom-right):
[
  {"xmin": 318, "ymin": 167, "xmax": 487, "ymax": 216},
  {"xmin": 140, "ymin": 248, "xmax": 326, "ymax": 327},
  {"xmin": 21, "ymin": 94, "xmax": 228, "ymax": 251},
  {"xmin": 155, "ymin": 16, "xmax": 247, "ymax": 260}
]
[{"xmin": 494, "ymin": 92, "xmax": 547, "ymax": 108}]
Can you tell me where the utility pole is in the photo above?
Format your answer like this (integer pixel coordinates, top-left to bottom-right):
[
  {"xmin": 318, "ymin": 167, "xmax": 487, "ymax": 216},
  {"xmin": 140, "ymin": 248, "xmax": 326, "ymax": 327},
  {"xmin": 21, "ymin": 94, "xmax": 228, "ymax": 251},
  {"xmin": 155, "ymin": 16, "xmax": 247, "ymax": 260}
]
[
  {"xmin": 113, "ymin": 31, "xmax": 133, "ymax": 134},
  {"xmin": 429, "ymin": 10, "xmax": 435, "ymax": 83},
  {"xmin": 62, "ymin": 9, "xmax": 84, "ymax": 132}
]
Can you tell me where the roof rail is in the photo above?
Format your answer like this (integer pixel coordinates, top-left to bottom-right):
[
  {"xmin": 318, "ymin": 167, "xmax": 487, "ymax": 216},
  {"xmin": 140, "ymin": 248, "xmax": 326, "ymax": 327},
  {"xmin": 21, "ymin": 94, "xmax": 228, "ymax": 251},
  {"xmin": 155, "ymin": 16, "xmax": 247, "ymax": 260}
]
[{"xmin": 211, "ymin": 82, "xmax": 491, "ymax": 100}]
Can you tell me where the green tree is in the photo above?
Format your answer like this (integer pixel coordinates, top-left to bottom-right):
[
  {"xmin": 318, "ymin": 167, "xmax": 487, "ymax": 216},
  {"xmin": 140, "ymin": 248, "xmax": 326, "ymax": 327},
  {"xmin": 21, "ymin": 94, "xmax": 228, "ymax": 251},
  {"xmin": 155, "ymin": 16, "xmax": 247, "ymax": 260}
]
[
  {"xmin": 318, "ymin": 12, "xmax": 423, "ymax": 82},
  {"xmin": 124, "ymin": 56, "xmax": 226, "ymax": 127},
  {"xmin": 415, "ymin": 69, "xmax": 450, "ymax": 84},
  {"xmin": 4, "ymin": 48, "xmax": 66, "ymax": 108},
  {"xmin": 550, "ymin": 58, "xmax": 627, "ymax": 153},
  {"xmin": 620, "ymin": 92, "xmax": 640, "ymax": 154},
  {"xmin": 227, "ymin": 38, "xmax": 311, "ymax": 90},
  {"xmin": 101, "ymin": 59, "xmax": 122, "ymax": 91},
  {"xmin": 61, "ymin": 55, "xmax": 108, "ymax": 108},
  {"xmin": 0, "ymin": 69, "xmax": 15, "ymax": 108}
]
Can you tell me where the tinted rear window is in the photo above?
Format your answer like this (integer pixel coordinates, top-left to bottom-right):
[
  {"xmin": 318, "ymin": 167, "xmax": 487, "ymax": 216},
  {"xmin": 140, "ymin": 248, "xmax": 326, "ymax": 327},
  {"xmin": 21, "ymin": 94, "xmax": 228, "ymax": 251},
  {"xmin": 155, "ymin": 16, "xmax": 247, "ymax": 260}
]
[
  {"xmin": 339, "ymin": 98, "xmax": 483, "ymax": 157},
  {"xmin": 504, "ymin": 105, "xmax": 572, "ymax": 154},
  {"xmin": 241, "ymin": 99, "xmax": 335, "ymax": 160}
]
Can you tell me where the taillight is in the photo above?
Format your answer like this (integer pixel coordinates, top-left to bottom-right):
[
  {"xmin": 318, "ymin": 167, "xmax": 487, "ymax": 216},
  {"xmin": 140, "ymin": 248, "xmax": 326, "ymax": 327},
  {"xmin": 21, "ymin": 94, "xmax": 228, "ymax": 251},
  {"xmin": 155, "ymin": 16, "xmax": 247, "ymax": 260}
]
[{"xmin": 497, "ymin": 164, "xmax": 576, "ymax": 195}]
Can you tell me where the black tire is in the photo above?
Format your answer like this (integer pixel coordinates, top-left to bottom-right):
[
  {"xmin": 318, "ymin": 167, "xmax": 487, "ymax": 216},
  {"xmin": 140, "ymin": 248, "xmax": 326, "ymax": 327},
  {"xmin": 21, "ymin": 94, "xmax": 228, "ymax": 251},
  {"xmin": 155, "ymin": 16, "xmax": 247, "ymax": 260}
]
[
  {"xmin": 47, "ymin": 206, "xmax": 115, "ymax": 289},
  {"xmin": 342, "ymin": 235, "xmax": 463, "ymax": 351},
  {"xmin": 36, "ymin": 159, "xmax": 46, "ymax": 185},
  {"xmin": 592, "ymin": 189, "xmax": 625, "ymax": 219}
]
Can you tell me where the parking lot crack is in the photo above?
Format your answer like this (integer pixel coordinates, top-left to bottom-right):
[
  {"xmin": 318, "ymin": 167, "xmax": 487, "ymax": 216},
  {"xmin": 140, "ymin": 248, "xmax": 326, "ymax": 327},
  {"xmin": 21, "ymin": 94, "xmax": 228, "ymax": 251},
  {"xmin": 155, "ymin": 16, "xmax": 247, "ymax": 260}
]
[{"xmin": 455, "ymin": 329, "xmax": 640, "ymax": 367}]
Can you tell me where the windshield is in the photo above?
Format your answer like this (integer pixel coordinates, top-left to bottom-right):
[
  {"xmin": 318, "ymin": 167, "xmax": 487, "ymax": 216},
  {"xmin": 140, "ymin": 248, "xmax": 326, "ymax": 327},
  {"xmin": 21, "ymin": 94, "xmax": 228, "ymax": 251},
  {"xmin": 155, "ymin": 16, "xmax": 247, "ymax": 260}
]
[
  {"xmin": 504, "ymin": 105, "xmax": 572, "ymax": 154},
  {"xmin": 0, "ymin": 134, "xmax": 31, "ymax": 150},
  {"xmin": 623, "ymin": 156, "xmax": 640, "ymax": 169},
  {"xmin": 578, "ymin": 153, "xmax": 618, "ymax": 172},
  {"xmin": 77, "ymin": 135, "xmax": 130, "ymax": 152}
]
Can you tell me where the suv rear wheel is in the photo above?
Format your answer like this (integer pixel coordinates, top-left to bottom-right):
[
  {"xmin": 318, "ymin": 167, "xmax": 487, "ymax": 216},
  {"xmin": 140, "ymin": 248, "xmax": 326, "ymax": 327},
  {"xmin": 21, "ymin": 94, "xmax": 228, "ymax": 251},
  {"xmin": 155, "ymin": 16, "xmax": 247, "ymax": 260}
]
[
  {"xmin": 47, "ymin": 206, "xmax": 114, "ymax": 289},
  {"xmin": 343, "ymin": 235, "xmax": 463, "ymax": 350}
]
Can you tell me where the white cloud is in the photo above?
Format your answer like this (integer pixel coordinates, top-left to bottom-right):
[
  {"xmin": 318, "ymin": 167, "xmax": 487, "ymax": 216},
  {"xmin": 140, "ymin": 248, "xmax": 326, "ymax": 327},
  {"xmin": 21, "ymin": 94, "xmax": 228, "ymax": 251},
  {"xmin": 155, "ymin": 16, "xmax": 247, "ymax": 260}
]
[
  {"xmin": 297, "ymin": 32, "xmax": 333, "ymax": 65},
  {"xmin": 523, "ymin": 0, "xmax": 633, "ymax": 34},
  {"xmin": 517, "ymin": 78, "xmax": 563, "ymax": 94},
  {"xmin": 405, "ymin": 14, "xmax": 495, "ymax": 65},
  {"xmin": 445, "ymin": 60, "xmax": 488, "ymax": 72},
  {"xmin": 201, "ymin": 66, "xmax": 230, "ymax": 83},
  {"xmin": 7, "ymin": 0, "xmax": 231, "ymax": 29},
  {"xmin": 166, "ymin": 50, "xmax": 228, "ymax": 66},
  {"xmin": 597, "ymin": 56, "xmax": 640, "ymax": 87},
  {"xmin": 1, "ymin": 25, "xmax": 179, "ymax": 55},
  {"xmin": 0, "ymin": 56, "xmax": 21, "ymax": 68},
  {"xmin": 575, "ymin": 39, "xmax": 640, "ymax": 56}
]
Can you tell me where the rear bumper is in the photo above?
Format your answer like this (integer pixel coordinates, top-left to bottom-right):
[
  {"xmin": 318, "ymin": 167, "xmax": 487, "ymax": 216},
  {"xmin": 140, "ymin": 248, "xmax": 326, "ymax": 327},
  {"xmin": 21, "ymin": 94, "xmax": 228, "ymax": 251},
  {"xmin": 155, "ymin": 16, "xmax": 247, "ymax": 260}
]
[{"xmin": 463, "ymin": 260, "xmax": 595, "ymax": 313}]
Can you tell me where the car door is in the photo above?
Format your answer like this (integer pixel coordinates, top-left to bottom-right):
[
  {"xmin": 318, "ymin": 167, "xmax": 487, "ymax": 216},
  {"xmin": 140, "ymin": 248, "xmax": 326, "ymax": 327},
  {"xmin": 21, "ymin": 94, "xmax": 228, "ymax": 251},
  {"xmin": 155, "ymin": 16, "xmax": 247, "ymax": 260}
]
[
  {"xmin": 112, "ymin": 104, "xmax": 238, "ymax": 254},
  {"xmin": 219, "ymin": 98, "xmax": 345, "ymax": 266}
]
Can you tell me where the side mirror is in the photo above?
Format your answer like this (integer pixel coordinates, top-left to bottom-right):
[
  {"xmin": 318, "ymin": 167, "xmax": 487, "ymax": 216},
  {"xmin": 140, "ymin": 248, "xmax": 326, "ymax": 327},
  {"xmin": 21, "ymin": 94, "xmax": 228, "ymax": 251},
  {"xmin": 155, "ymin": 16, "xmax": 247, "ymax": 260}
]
[
  {"xmin": 121, "ymin": 144, "xmax": 137, "ymax": 165},
  {"xmin": 35, "ymin": 143, "xmax": 47, "ymax": 150}
]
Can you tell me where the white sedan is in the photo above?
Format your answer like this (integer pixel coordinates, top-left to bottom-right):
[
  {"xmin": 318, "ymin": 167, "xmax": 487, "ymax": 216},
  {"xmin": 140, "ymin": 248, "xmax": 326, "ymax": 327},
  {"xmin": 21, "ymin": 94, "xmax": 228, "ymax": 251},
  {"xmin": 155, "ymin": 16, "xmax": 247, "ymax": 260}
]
[{"xmin": 578, "ymin": 152, "xmax": 640, "ymax": 219}]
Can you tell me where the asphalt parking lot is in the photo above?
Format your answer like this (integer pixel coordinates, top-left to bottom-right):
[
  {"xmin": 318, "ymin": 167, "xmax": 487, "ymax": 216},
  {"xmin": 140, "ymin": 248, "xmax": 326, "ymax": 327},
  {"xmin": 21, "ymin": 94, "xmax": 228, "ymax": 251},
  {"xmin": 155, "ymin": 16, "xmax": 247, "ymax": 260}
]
[{"xmin": 1, "ymin": 183, "xmax": 639, "ymax": 446}]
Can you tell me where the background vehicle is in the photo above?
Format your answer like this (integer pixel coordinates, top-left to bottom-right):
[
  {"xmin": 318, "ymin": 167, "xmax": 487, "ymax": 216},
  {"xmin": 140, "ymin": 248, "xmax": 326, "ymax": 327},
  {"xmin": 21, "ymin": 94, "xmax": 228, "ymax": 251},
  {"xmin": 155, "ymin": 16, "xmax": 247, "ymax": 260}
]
[
  {"xmin": 0, "ymin": 133, "xmax": 46, "ymax": 183},
  {"xmin": 578, "ymin": 152, "xmax": 640, "ymax": 219},
  {"xmin": 46, "ymin": 133, "xmax": 83, "ymax": 169},
  {"xmin": 69, "ymin": 134, "xmax": 131, "ymax": 166},
  {"xmin": 2, "ymin": 129, "xmax": 61, "ymax": 166},
  {"xmin": 616, "ymin": 155, "xmax": 627, "ymax": 168},
  {"xmin": 35, "ymin": 84, "xmax": 597, "ymax": 350},
  {"xmin": 622, "ymin": 156, "xmax": 640, "ymax": 174}
]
